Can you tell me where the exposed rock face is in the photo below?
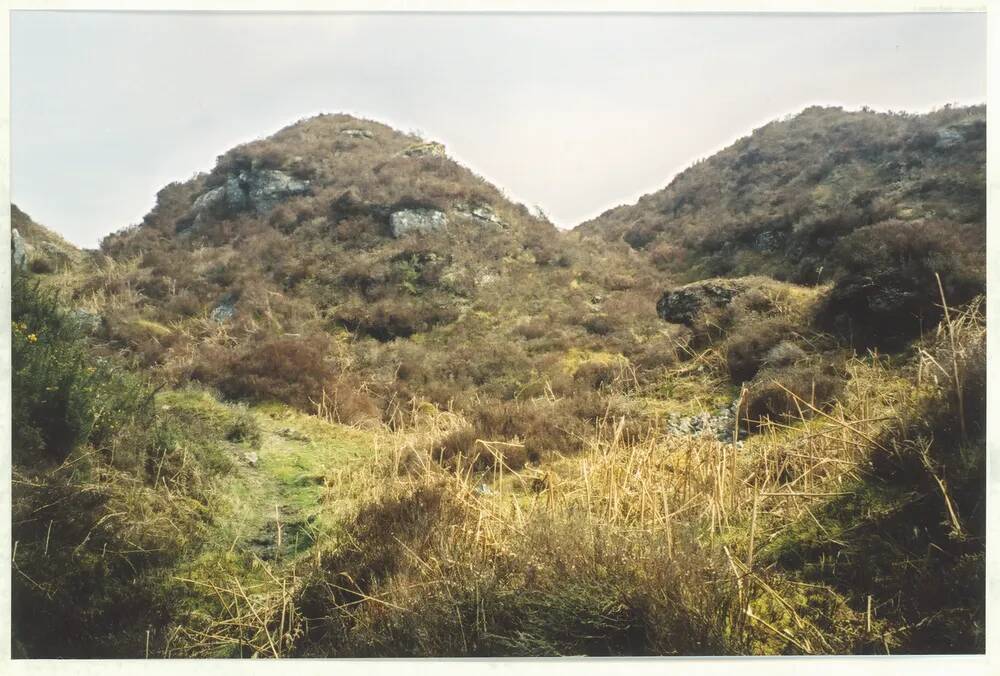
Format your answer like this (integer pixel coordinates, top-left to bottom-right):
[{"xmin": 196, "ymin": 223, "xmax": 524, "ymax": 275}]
[
  {"xmin": 665, "ymin": 401, "xmax": 744, "ymax": 442},
  {"xmin": 340, "ymin": 129, "xmax": 374, "ymax": 140},
  {"xmin": 753, "ymin": 230, "xmax": 786, "ymax": 252},
  {"xmin": 455, "ymin": 202, "xmax": 505, "ymax": 228},
  {"xmin": 210, "ymin": 295, "xmax": 238, "ymax": 323},
  {"xmin": 936, "ymin": 127, "xmax": 964, "ymax": 149},
  {"xmin": 817, "ymin": 272, "xmax": 926, "ymax": 350},
  {"xmin": 11, "ymin": 228, "xmax": 28, "ymax": 269},
  {"xmin": 401, "ymin": 142, "xmax": 446, "ymax": 158},
  {"xmin": 187, "ymin": 169, "xmax": 309, "ymax": 226},
  {"xmin": 657, "ymin": 279, "xmax": 747, "ymax": 326},
  {"xmin": 246, "ymin": 170, "xmax": 310, "ymax": 214},
  {"xmin": 390, "ymin": 209, "xmax": 448, "ymax": 238}
]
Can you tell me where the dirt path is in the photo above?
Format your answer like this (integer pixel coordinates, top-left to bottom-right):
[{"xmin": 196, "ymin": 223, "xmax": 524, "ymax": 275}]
[{"xmin": 206, "ymin": 402, "xmax": 378, "ymax": 564}]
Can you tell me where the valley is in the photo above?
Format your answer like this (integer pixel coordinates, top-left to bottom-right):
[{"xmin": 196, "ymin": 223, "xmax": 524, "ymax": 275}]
[{"xmin": 10, "ymin": 104, "xmax": 987, "ymax": 656}]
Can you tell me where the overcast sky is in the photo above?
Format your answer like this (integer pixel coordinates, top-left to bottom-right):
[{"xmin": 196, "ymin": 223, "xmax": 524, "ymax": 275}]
[{"xmin": 11, "ymin": 11, "xmax": 987, "ymax": 248}]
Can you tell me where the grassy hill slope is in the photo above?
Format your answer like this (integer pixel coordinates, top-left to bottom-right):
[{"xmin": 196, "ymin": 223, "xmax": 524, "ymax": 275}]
[{"xmin": 10, "ymin": 104, "xmax": 987, "ymax": 657}]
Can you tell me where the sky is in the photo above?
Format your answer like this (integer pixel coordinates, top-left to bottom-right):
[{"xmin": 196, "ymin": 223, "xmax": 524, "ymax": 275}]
[{"xmin": 11, "ymin": 11, "xmax": 987, "ymax": 248}]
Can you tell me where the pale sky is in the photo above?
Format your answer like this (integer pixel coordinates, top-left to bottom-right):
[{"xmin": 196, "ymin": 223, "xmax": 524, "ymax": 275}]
[{"xmin": 11, "ymin": 11, "xmax": 987, "ymax": 248}]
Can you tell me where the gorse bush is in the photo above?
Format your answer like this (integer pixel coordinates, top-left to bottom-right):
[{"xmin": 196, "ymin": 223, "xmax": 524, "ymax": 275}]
[
  {"xmin": 10, "ymin": 269, "xmax": 240, "ymax": 658},
  {"xmin": 12, "ymin": 271, "xmax": 153, "ymax": 464}
]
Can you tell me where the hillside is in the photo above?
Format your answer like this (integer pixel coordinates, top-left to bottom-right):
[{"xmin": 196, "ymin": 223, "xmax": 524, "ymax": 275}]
[
  {"xmin": 11, "ymin": 204, "xmax": 83, "ymax": 273},
  {"xmin": 50, "ymin": 113, "xmax": 677, "ymax": 466},
  {"xmin": 576, "ymin": 104, "xmax": 986, "ymax": 284},
  {"xmin": 11, "ymin": 106, "xmax": 987, "ymax": 657}
]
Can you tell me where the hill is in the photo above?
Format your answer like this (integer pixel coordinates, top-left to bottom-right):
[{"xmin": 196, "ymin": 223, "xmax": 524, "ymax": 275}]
[
  {"xmin": 60, "ymin": 113, "xmax": 673, "ymax": 466},
  {"xmin": 11, "ymin": 204, "xmax": 83, "ymax": 273},
  {"xmin": 11, "ymin": 106, "xmax": 987, "ymax": 657},
  {"xmin": 576, "ymin": 104, "xmax": 985, "ymax": 283},
  {"xmin": 577, "ymin": 105, "xmax": 986, "ymax": 350}
]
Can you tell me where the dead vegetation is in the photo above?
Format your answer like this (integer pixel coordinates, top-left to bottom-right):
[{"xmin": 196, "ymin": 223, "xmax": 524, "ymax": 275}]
[{"xmin": 10, "ymin": 104, "xmax": 987, "ymax": 657}]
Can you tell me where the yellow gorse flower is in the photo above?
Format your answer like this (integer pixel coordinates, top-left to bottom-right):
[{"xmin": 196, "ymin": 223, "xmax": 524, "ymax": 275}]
[{"xmin": 27, "ymin": 333, "xmax": 38, "ymax": 343}]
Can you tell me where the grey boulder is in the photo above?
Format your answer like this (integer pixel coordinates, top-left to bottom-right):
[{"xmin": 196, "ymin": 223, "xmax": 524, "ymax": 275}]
[
  {"xmin": 657, "ymin": 279, "xmax": 747, "ymax": 326},
  {"xmin": 11, "ymin": 228, "xmax": 28, "ymax": 269},
  {"xmin": 390, "ymin": 208, "xmax": 448, "ymax": 238}
]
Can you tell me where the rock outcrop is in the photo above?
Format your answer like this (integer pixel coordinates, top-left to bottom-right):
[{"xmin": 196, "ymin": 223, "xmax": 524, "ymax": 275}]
[
  {"xmin": 401, "ymin": 142, "xmax": 446, "ymax": 158},
  {"xmin": 340, "ymin": 129, "xmax": 374, "ymax": 140},
  {"xmin": 186, "ymin": 169, "xmax": 310, "ymax": 227},
  {"xmin": 665, "ymin": 401, "xmax": 744, "ymax": 442},
  {"xmin": 656, "ymin": 279, "xmax": 747, "ymax": 326},
  {"xmin": 455, "ymin": 202, "xmax": 505, "ymax": 228},
  {"xmin": 11, "ymin": 228, "xmax": 28, "ymax": 269},
  {"xmin": 210, "ymin": 295, "xmax": 238, "ymax": 323},
  {"xmin": 390, "ymin": 208, "xmax": 448, "ymax": 238},
  {"xmin": 69, "ymin": 308, "xmax": 103, "ymax": 334}
]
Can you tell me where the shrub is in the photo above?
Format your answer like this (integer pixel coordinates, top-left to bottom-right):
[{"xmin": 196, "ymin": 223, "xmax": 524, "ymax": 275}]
[
  {"xmin": 581, "ymin": 314, "xmax": 616, "ymax": 336},
  {"xmin": 427, "ymin": 398, "xmax": 590, "ymax": 470},
  {"xmin": 816, "ymin": 219, "xmax": 985, "ymax": 350},
  {"xmin": 28, "ymin": 256, "xmax": 56, "ymax": 274},
  {"xmin": 765, "ymin": 308, "xmax": 986, "ymax": 652},
  {"xmin": 649, "ymin": 241, "xmax": 687, "ymax": 271},
  {"xmin": 226, "ymin": 406, "xmax": 262, "ymax": 447},
  {"xmin": 207, "ymin": 334, "xmax": 335, "ymax": 409},
  {"xmin": 740, "ymin": 362, "xmax": 844, "ymax": 429},
  {"xmin": 723, "ymin": 318, "xmax": 793, "ymax": 383},
  {"xmin": 515, "ymin": 318, "xmax": 549, "ymax": 341},
  {"xmin": 12, "ymin": 272, "xmax": 154, "ymax": 464},
  {"xmin": 573, "ymin": 361, "xmax": 617, "ymax": 390},
  {"xmin": 334, "ymin": 297, "xmax": 458, "ymax": 341},
  {"xmin": 10, "ymin": 273, "xmax": 232, "ymax": 658}
]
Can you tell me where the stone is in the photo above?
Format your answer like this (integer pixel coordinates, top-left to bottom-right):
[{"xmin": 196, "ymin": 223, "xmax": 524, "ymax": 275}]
[
  {"xmin": 11, "ymin": 228, "xmax": 28, "ymax": 269},
  {"xmin": 753, "ymin": 230, "xmax": 785, "ymax": 252},
  {"xmin": 243, "ymin": 451, "xmax": 259, "ymax": 467},
  {"xmin": 390, "ymin": 208, "xmax": 448, "ymax": 238},
  {"xmin": 401, "ymin": 141, "xmax": 446, "ymax": 158},
  {"xmin": 341, "ymin": 129, "xmax": 374, "ymax": 139},
  {"xmin": 244, "ymin": 169, "xmax": 310, "ymax": 215},
  {"xmin": 656, "ymin": 279, "xmax": 746, "ymax": 326},
  {"xmin": 935, "ymin": 127, "xmax": 964, "ymax": 149},
  {"xmin": 763, "ymin": 341, "xmax": 806, "ymax": 369},
  {"xmin": 187, "ymin": 169, "xmax": 309, "ymax": 224},
  {"xmin": 663, "ymin": 399, "xmax": 744, "ymax": 442},
  {"xmin": 190, "ymin": 185, "xmax": 226, "ymax": 216},
  {"xmin": 455, "ymin": 202, "xmax": 505, "ymax": 228},
  {"xmin": 210, "ymin": 295, "xmax": 237, "ymax": 323},
  {"xmin": 277, "ymin": 427, "xmax": 311, "ymax": 443}
]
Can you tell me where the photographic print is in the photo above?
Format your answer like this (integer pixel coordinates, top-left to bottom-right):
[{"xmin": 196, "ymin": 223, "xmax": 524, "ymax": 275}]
[{"xmin": 6, "ymin": 6, "xmax": 988, "ymax": 660}]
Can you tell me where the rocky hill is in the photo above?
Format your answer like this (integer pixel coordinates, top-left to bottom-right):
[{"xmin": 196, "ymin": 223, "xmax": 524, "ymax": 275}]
[
  {"xmin": 67, "ymin": 114, "xmax": 667, "ymax": 454},
  {"xmin": 11, "ymin": 105, "xmax": 987, "ymax": 658},
  {"xmin": 577, "ymin": 104, "xmax": 986, "ymax": 349},
  {"xmin": 577, "ymin": 105, "xmax": 985, "ymax": 282},
  {"xmin": 11, "ymin": 204, "xmax": 83, "ymax": 273}
]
